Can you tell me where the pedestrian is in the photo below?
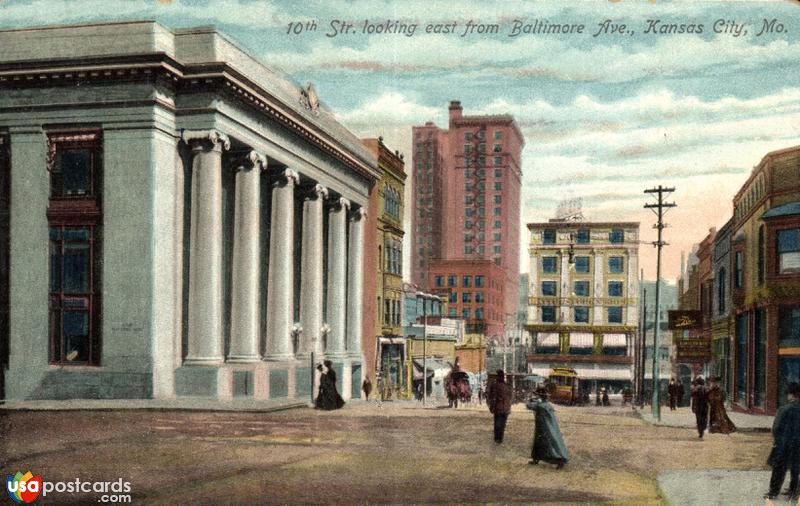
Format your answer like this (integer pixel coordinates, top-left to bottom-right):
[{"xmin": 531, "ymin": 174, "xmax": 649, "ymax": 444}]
[
  {"xmin": 690, "ymin": 376, "xmax": 709, "ymax": 438},
  {"xmin": 487, "ymin": 369, "xmax": 512, "ymax": 444},
  {"xmin": 527, "ymin": 388, "xmax": 569, "ymax": 469},
  {"xmin": 595, "ymin": 388, "xmax": 601, "ymax": 406},
  {"xmin": 317, "ymin": 360, "xmax": 344, "ymax": 410},
  {"xmin": 707, "ymin": 376, "xmax": 736, "ymax": 434},
  {"xmin": 362, "ymin": 376, "xmax": 372, "ymax": 402},
  {"xmin": 602, "ymin": 387, "xmax": 610, "ymax": 407},
  {"xmin": 477, "ymin": 385, "xmax": 484, "ymax": 405},
  {"xmin": 668, "ymin": 377, "xmax": 680, "ymax": 411},
  {"xmin": 766, "ymin": 382, "xmax": 800, "ymax": 500}
]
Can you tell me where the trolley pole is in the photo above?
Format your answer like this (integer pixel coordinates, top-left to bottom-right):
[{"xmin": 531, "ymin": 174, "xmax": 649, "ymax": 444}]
[{"xmin": 644, "ymin": 185, "xmax": 676, "ymax": 422}]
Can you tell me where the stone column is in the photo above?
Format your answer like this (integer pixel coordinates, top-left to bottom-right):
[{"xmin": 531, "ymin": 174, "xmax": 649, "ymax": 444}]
[
  {"xmin": 346, "ymin": 207, "xmax": 366, "ymax": 357},
  {"xmin": 228, "ymin": 151, "xmax": 266, "ymax": 363},
  {"xmin": 325, "ymin": 197, "xmax": 350, "ymax": 358},
  {"xmin": 264, "ymin": 169, "xmax": 299, "ymax": 361},
  {"xmin": 298, "ymin": 184, "xmax": 328, "ymax": 359},
  {"xmin": 184, "ymin": 130, "xmax": 230, "ymax": 365},
  {"xmin": 593, "ymin": 250, "xmax": 604, "ymax": 325},
  {"xmin": 560, "ymin": 250, "xmax": 570, "ymax": 323}
]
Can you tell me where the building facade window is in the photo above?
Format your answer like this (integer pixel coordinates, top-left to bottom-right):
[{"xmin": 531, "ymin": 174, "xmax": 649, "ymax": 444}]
[
  {"xmin": 541, "ymin": 306, "xmax": 557, "ymax": 323},
  {"xmin": 573, "ymin": 281, "xmax": 590, "ymax": 297},
  {"xmin": 435, "ymin": 275, "xmax": 443, "ymax": 287},
  {"xmin": 475, "ymin": 307, "xmax": 484, "ymax": 319},
  {"xmin": 47, "ymin": 130, "xmax": 103, "ymax": 366},
  {"xmin": 541, "ymin": 281, "xmax": 557, "ymax": 296},
  {"xmin": 609, "ymin": 229, "xmax": 624, "ymax": 243},
  {"xmin": 462, "ymin": 308, "xmax": 470, "ymax": 319},
  {"xmin": 463, "ymin": 276, "xmax": 472, "ymax": 287},
  {"xmin": 576, "ymin": 229, "xmax": 590, "ymax": 244},
  {"xmin": 542, "ymin": 256, "xmax": 558, "ymax": 273},
  {"xmin": 574, "ymin": 256, "xmax": 590, "ymax": 273},
  {"xmin": 494, "ymin": 130, "xmax": 502, "ymax": 140},
  {"xmin": 608, "ymin": 281, "xmax": 623, "ymax": 297},
  {"xmin": 475, "ymin": 292, "xmax": 484, "ymax": 303},
  {"xmin": 607, "ymin": 306, "xmax": 623, "ymax": 324},
  {"xmin": 608, "ymin": 256, "xmax": 624, "ymax": 273},
  {"xmin": 758, "ymin": 225, "xmax": 765, "ymax": 284},
  {"xmin": 574, "ymin": 306, "xmax": 589, "ymax": 323},
  {"xmin": 475, "ymin": 276, "xmax": 484, "ymax": 288},
  {"xmin": 717, "ymin": 268, "xmax": 726, "ymax": 314},
  {"xmin": 735, "ymin": 313, "xmax": 747, "ymax": 403},
  {"xmin": 448, "ymin": 292, "xmax": 457, "ymax": 304},
  {"xmin": 779, "ymin": 306, "xmax": 800, "ymax": 347},
  {"xmin": 462, "ymin": 292, "xmax": 471, "ymax": 303},
  {"xmin": 778, "ymin": 228, "xmax": 800, "ymax": 274},
  {"xmin": 735, "ymin": 251, "xmax": 744, "ymax": 287},
  {"xmin": 447, "ymin": 275, "xmax": 456, "ymax": 287}
]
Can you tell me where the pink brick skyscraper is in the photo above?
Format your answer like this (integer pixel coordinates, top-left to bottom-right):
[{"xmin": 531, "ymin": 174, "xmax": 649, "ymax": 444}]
[{"xmin": 411, "ymin": 101, "xmax": 523, "ymax": 339}]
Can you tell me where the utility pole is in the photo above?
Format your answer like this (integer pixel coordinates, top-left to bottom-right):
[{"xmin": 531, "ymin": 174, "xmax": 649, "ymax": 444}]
[
  {"xmin": 644, "ymin": 185, "xmax": 676, "ymax": 421},
  {"xmin": 639, "ymin": 287, "xmax": 647, "ymax": 407}
]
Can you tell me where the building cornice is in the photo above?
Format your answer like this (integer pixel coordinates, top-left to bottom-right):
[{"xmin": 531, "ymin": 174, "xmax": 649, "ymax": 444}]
[{"xmin": 0, "ymin": 52, "xmax": 379, "ymax": 182}]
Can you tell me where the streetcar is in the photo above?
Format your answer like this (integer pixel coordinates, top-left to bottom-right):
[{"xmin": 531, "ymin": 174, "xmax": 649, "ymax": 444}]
[{"xmin": 546, "ymin": 367, "xmax": 581, "ymax": 405}]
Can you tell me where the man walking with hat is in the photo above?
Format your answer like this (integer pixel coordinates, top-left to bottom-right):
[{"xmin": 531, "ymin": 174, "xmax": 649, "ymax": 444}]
[{"xmin": 487, "ymin": 369, "xmax": 513, "ymax": 444}]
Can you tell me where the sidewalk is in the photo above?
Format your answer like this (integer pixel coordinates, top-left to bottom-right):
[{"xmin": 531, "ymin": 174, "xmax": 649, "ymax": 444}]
[
  {"xmin": 658, "ymin": 469, "xmax": 798, "ymax": 506},
  {"xmin": 0, "ymin": 398, "xmax": 307, "ymax": 412},
  {"xmin": 636, "ymin": 406, "xmax": 773, "ymax": 432}
]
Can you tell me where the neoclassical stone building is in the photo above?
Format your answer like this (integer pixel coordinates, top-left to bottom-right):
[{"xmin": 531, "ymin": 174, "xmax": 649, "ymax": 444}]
[{"xmin": 0, "ymin": 21, "xmax": 378, "ymax": 401}]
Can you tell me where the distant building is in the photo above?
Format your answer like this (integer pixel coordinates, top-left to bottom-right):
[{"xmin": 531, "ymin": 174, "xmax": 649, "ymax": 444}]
[
  {"xmin": 411, "ymin": 101, "xmax": 524, "ymax": 339},
  {"xmin": 639, "ymin": 279, "xmax": 678, "ymax": 398},
  {"xmin": 526, "ymin": 220, "xmax": 640, "ymax": 394}
]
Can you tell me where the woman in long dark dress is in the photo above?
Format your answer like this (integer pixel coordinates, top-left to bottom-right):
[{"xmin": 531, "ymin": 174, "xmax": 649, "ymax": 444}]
[
  {"xmin": 527, "ymin": 389, "xmax": 569, "ymax": 469},
  {"xmin": 708, "ymin": 376, "xmax": 736, "ymax": 434},
  {"xmin": 318, "ymin": 360, "xmax": 345, "ymax": 410}
]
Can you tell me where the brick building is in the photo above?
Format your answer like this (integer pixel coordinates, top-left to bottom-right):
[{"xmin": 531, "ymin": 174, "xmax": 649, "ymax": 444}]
[{"xmin": 411, "ymin": 101, "xmax": 523, "ymax": 339}]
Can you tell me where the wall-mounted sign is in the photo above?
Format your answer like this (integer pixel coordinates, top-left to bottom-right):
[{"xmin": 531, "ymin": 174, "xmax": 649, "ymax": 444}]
[{"xmin": 668, "ymin": 310, "xmax": 702, "ymax": 330}]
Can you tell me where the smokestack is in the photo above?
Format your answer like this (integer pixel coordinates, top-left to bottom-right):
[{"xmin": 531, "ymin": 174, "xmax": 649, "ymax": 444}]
[{"xmin": 449, "ymin": 100, "xmax": 463, "ymax": 126}]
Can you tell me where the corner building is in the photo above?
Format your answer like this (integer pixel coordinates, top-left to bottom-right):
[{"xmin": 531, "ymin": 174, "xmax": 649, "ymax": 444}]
[
  {"xmin": 0, "ymin": 21, "xmax": 379, "ymax": 401},
  {"xmin": 411, "ymin": 101, "xmax": 523, "ymax": 341},
  {"xmin": 526, "ymin": 221, "xmax": 640, "ymax": 393}
]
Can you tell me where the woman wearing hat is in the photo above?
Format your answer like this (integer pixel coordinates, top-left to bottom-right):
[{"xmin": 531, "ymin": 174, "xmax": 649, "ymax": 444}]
[
  {"xmin": 707, "ymin": 376, "xmax": 736, "ymax": 434},
  {"xmin": 527, "ymin": 388, "xmax": 569, "ymax": 469}
]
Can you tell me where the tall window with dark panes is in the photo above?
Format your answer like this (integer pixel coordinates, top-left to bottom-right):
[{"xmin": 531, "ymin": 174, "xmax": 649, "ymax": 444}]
[
  {"xmin": 0, "ymin": 135, "xmax": 9, "ymax": 375},
  {"xmin": 47, "ymin": 131, "xmax": 103, "ymax": 365}
]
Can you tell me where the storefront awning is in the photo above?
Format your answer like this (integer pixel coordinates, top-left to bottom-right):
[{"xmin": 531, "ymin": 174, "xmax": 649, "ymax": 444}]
[
  {"xmin": 603, "ymin": 333, "xmax": 627, "ymax": 347},
  {"xmin": 412, "ymin": 359, "xmax": 450, "ymax": 380},
  {"xmin": 569, "ymin": 332, "xmax": 594, "ymax": 348},
  {"xmin": 528, "ymin": 366, "xmax": 631, "ymax": 381},
  {"xmin": 538, "ymin": 332, "xmax": 559, "ymax": 347}
]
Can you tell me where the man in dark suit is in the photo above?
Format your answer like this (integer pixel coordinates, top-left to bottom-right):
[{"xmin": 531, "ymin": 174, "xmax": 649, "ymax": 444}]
[
  {"xmin": 487, "ymin": 369, "xmax": 513, "ymax": 443},
  {"xmin": 766, "ymin": 382, "xmax": 800, "ymax": 499},
  {"xmin": 690, "ymin": 376, "xmax": 709, "ymax": 438}
]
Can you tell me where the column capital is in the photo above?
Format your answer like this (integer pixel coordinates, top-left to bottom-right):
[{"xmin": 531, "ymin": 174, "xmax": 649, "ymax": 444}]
[
  {"xmin": 235, "ymin": 150, "xmax": 267, "ymax": 172},
  {"xmin": 275, "ymin": 168, "xmax": 299, "ymax": 187},
  {"xmin": 305, "ymin": 183, "xmax": 329, "ymax": 202},
  {"xmin": 349, "ymin": 206, "xmax": 367, "ymax": 222},
  {"xmin": 182, "ymin": 129, "xmax": 231, "ymax": 152},
  {"xmin": 329, "ymin": 196, "xmax": 350, "ymax": 212}
]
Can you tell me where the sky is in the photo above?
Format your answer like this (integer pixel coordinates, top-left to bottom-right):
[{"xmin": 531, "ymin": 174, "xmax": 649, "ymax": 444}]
[{"xmin": 2, "ymin": 0, "xmax": 799, "ymax": 281}]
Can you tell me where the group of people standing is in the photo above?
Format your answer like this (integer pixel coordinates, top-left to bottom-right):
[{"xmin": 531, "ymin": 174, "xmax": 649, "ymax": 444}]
[
  {"xmin": 689, "ymin": 375, "xmax": 736, "ymax": 438},
  {"xmin": 486, "ymin": 369, "xmax": 569, "ymax": 469}
]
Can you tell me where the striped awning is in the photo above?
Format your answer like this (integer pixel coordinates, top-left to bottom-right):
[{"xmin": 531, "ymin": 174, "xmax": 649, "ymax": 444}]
[
  {"xmin": 537, "ymin": 332, "xmax": 559, "ymax": 347},
  {"xmin": 603, "ymin": 333, "xmax": 627, "ymax": 347},
  {"xmin": 569, "ymin": 332, "xmax": 594, "ymax": 348}
]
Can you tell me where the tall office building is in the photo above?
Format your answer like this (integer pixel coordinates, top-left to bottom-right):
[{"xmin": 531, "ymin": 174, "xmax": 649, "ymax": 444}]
[{"xmin": 411, "ymin": 101, "xmax": 523, "ymax": 340}]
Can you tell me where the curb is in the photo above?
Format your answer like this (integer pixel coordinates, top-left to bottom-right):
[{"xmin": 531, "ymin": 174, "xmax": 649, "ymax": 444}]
[
  {"xmin": 632, "ymin": 409, "xmax": 771, "ymax": 433},
  {"xmin": 0, "ymin": 402, "xmax": 308, "ymax": 414}
]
